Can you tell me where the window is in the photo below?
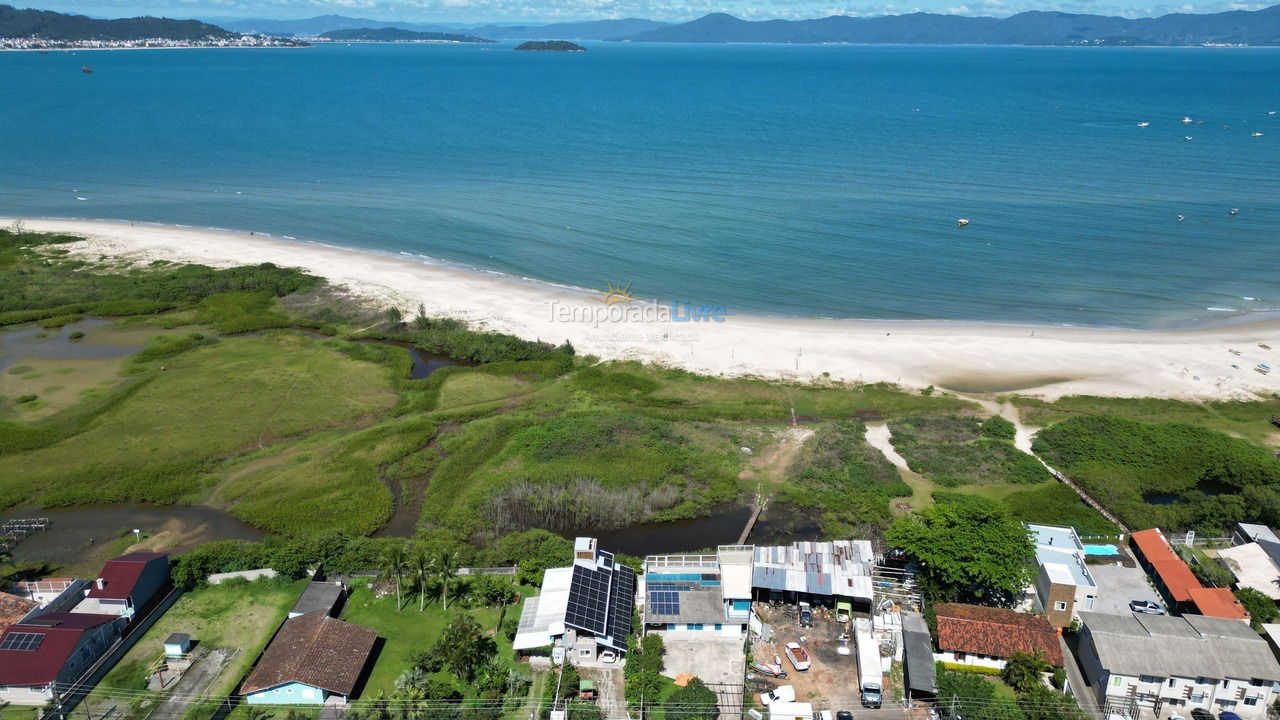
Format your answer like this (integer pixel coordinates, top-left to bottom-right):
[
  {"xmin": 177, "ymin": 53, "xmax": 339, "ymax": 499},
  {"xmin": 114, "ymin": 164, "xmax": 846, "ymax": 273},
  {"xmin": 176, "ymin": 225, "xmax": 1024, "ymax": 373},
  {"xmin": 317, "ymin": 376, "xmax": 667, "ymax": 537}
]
[
  {"xmin": 1168, "ymin": 679, "xmax": 1176, "ymax": 688},
  {"xmin": 1085, "ymin": 596, "xmax": 1095, "ymax": 610},
  {"xmin": 1251, "ymin": 678, "xmax": 1266, "ymax": 687},
  {"xmin": 1140, "ymin": 676, "xmax": 1159, "ymax": 684},
  {"xmin": 954, "ymin": 652, "xmax": 967, "ymax": 661},
  {"xmin": 1054, "ymin": 601, "xmax": 1068, "ymax": 612},
  {"xmin": 579, "ymin": 649, "xmax": 591, "ymax": 657},
  {"xmin": 714, "ymin": 624, "xmax": 722, "ymax": 631},
  {"xmin": 1113, "ymin": 677, "xmax": 1124, "ymax": 688},
  {"xmin": 666, "ymin": 623, "xmax": 675, "ymax": 631},
  {"xmin": 286, "ymin": 688, "xmax": 294, "ymax": 694},
  {"xmin": 1245, "ymin": 698, "xmax": 1260, "ymax": 706}
]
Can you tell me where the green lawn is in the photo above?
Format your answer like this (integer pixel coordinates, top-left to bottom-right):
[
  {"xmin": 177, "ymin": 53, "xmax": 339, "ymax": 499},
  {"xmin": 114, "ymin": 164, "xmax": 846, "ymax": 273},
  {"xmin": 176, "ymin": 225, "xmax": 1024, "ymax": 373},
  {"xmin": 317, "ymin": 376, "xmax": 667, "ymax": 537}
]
[
  {"xmin": 341, "ymin": 579, "xmax": 529, "ymax": 697},
  {"xmin": 86, "ymin": 578, "xmax": 307, "ymax": 718},
  {"xmin": 1011, "ymin": 394, "xmax": 1280, "ymax": 448}
]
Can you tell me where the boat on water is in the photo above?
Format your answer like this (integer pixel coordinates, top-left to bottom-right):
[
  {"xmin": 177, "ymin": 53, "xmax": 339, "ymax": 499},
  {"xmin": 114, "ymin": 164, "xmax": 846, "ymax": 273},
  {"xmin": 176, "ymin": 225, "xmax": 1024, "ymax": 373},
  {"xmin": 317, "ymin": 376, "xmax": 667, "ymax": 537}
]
[
  {"xmin": 81, "ymin": 65, "xmax": 92, "ymax": 74},
  {"xmin": 1137, "ymin": 121, "xmax": 1150, "ymax": 127},
  {"xmin": 1182, "ymin": 116, "xmax": 1193, "ymax": 124},
  {"xmin": 1253, "ymin": 132, "xmax": 1264, "ymax": 137},
  {"xmin": 1231, "ymin": 208, "xmax": 1239, "ymax": 216},
  {"xmin": 1177, "ymin": 215, "xmax": 1185, "ymax": 222},
  {"xmin": 956, "ymin": 218, "xmax": 970, "ymax": 227},
  {"xmin": 1183, "ymin": 136, "xmax": 1193, "ymax": 141}
]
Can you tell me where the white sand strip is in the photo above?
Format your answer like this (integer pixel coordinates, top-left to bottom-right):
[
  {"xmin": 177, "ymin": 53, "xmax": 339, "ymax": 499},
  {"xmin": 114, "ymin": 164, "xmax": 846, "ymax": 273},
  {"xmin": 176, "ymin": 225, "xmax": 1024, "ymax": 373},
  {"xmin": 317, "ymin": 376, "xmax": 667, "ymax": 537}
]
[{"xmin": 9, "ymin": 217, "xmax": 1279, "ymax": 401}]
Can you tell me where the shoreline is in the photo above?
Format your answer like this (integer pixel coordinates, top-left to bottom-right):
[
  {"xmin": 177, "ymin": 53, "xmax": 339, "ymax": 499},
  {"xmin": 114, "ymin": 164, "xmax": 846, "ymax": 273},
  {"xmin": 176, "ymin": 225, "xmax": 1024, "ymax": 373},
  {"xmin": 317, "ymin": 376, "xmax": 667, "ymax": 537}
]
[{"xmin": 7, "ymin": 216, "xmax": 1279, "ymax": 401}]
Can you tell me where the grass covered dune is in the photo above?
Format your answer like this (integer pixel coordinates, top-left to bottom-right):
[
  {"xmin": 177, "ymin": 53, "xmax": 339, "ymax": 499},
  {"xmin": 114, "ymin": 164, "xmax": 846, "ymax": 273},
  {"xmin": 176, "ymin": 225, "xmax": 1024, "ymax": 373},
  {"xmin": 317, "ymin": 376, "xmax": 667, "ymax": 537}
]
[
  {"xmin": 9, "ymin": 217, "xmax": 1280, "ymax": 402},
  {"xmin": 2, "ymin": 223, "xmax": 1280, "ymax": 549}
]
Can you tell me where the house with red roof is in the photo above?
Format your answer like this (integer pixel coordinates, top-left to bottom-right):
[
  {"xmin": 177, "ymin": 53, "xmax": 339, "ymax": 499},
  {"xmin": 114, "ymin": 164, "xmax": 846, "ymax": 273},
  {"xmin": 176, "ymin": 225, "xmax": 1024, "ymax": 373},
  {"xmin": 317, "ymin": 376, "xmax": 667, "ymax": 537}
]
[
  {"xmin": 1129, "ymin": 529, "xmax": 1249, "ymax": 620},
  {"xmin": 240, "ymin": 611, "xmax": 377, "ymax": 705},
  {"xmin": 73, "ymin": 552, "xmax": 170, "ymax": 622},
  {"xmin": 0, "ymin": 613, "xmax": 124, "ymax": 705},
  {"xmin": 0, "ymin": 592, "xmax": 37, "ymax": 636},
  {"xmin": 933, "ymin": 603, "xmax": 1063, "ymax": 671}
]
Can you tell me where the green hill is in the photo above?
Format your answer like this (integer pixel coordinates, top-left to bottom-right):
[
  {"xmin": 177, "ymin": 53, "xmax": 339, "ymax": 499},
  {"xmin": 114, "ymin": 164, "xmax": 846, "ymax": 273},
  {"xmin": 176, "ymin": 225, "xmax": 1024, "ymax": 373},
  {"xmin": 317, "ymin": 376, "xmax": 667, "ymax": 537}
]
[{"xmin": 0, "ymin": 4, "xmax": 237, "ymax": 40}]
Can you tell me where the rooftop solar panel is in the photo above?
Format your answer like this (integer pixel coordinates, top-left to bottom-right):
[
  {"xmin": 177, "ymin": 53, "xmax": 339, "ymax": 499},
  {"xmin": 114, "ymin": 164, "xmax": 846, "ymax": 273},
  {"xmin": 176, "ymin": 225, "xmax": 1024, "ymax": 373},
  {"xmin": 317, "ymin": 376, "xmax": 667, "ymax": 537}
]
[
  {"xmin": 607, "ymin": 564, "xmax": 636, "ymax": 648},
  {"xmin": 565, "ymin": 564, "xmax": 610, "ymax": 636},
  {"xmin": 0, "ymin": 631, "xmax": 44, "ymax": 652}
]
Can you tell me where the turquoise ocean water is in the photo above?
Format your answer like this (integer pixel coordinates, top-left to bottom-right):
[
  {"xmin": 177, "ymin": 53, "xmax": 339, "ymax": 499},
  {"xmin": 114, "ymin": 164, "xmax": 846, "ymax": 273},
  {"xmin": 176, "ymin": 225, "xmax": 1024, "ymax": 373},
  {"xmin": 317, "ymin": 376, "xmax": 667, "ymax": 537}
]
[{"xmin": 1, "ymin": 42, "xmax": 1278, "ymax": 327}]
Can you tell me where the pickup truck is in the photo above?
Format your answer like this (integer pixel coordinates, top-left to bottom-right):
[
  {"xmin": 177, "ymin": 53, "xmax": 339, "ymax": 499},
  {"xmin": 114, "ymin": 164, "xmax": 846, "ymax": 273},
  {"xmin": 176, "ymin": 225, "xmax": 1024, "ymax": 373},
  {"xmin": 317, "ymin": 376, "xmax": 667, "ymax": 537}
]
[{"xmin": 784, "ymin": 642, "xmax": 812, "ymax": 671}]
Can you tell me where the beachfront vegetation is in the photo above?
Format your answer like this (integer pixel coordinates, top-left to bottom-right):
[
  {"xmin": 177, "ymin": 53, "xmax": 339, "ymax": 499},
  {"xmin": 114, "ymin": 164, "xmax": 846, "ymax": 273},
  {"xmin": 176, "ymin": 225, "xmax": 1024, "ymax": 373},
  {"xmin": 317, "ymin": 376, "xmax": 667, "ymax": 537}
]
[
  {"xmin": 7, "ymin": 226, "xmax": 1280, "ymax": 562},
  {"xmin": 1011, "ymin": 394, "xmax": 1280, "ymax": 448},
  {"xmin": 1033, "ymin": 415, "xmax": 1280, "ymax": 533},
  {"xmin": 781, "ymin": 419, "xmax": 907, "ymax": 534},
  {"xmin": 889, "ymin": 415, "xmax": 1051, "ymax": 487}
]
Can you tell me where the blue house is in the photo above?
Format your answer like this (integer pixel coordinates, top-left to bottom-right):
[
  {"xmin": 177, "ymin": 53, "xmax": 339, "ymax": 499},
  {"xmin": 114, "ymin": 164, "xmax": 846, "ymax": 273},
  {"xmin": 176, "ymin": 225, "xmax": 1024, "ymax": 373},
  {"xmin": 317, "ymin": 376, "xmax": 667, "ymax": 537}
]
[{"xmin": 241, "ymin": 611, "xmax": 377, "ymax": 705}]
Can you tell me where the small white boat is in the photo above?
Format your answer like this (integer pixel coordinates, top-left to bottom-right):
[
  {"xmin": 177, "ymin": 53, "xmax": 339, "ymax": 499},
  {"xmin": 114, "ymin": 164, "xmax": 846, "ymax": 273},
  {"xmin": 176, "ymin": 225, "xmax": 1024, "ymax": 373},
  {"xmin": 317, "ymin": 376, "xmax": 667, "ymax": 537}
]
[
  {"xmin": 1177, "ymin": 215, "xmax": 1185, "ymax": 222},
  {"xmin": 76, "ymin": 196, "xmax": 87, "ymax": 201},
  {"xmin": 1183, "ymin": 136, "xmax": 1193, "ymax": 141},
  {"xmin": 1182, "ymin": 116, "xmax": 1193, "ymax": 124},
  {"xmin": 1137, "ymin": 121, "xmax": 1150, "ymax": 127},
  {"xmin": 1230, "ymin": 208, "xmax": 1239, "ymax": 216},
  {"xmin": 957, "ymin": 218, "xmax": 970, "ymax": 227},
  {"xmin": 1252, "ymin": 132, "xmax": 1264, "ymax": 137},
  {"xmin": 1270, "ymin": 111, "xmax": 1277, "ymax": 115}
]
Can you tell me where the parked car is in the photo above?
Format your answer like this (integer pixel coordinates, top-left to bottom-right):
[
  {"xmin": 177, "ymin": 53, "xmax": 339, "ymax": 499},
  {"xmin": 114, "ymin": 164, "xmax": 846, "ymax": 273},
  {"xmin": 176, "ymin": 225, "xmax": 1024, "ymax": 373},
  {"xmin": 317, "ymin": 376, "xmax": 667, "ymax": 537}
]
[
  {"xmin": 1190, "ymin": 709, "xmax": 1215, "ymax": 720},
  {"xmin": 1219, "ymin": 712, "xmax": 1244, "ymax": 720},
  {"xmin": 760, "ymin": 686, "xmax": 796, "ymax": 706},
  {"xmin": 799, "ymin": 601, "xmax": 813, "ymax": 627},
  {"xmin": 1129, "ymin": 599, "xmax": 1164, "ymax": 614},
  {"xmin": 836, "ymin": 711, "xmax": 854, "ymax": 720},
  {"xmin": 599, "ymin": 650, "xmax": 617, "ymax": 664}
]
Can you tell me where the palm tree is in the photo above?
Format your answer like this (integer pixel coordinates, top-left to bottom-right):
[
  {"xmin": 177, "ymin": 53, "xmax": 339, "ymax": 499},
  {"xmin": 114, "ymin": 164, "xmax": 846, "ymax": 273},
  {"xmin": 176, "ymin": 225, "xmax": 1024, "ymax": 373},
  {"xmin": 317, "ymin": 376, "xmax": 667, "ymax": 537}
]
[
  {"xmin": 410, "ymin": 547, "xmax": 432, "ymax": 612},
  {"xmin": 1001, "ymin": 649, "xmax": 1052, "ymax": 694},
  {"xmin": 433, "ymin": 549, "xmax": 461, "ymax": 610},
  {"xmin": 380, "ymin": 544, "xmax": 409, "ymax": 611}
]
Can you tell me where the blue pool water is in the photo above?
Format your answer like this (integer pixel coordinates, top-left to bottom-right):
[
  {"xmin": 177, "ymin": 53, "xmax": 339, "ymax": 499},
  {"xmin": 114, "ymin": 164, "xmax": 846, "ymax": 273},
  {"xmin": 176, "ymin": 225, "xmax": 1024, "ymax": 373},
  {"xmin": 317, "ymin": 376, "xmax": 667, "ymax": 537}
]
[
  {"xmin": 2, "ymin": 43, "xmax": 1278, "ymax": 327},
  {"xmin": 1083, "ymin": 543, "xmax": 1120, "ymax": 556}
]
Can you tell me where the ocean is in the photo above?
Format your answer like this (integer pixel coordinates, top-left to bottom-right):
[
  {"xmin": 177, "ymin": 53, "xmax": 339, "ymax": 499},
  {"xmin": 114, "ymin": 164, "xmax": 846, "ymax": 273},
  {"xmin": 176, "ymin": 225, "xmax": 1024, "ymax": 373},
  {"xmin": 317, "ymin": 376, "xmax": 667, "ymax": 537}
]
[{"xmin": 1, "ymin": 42, "xmax": 1278, "ymax": 328}]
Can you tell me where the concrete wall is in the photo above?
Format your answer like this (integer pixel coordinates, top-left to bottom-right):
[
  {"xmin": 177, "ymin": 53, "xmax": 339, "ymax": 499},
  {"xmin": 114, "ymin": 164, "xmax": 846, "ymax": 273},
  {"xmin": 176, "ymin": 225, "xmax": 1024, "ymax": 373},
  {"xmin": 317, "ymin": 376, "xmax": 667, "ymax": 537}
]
[{"xmin": 934, "ymin": 651, "xmax": 1005, "ymax": 671}]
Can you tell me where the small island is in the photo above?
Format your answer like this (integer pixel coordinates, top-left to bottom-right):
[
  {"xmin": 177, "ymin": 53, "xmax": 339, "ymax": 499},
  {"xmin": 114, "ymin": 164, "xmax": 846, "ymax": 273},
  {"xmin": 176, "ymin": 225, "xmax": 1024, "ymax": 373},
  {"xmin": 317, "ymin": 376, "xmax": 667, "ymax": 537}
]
[{"xmin": 514, "ymin": 40, "xmax": 586, "ymax": 52}]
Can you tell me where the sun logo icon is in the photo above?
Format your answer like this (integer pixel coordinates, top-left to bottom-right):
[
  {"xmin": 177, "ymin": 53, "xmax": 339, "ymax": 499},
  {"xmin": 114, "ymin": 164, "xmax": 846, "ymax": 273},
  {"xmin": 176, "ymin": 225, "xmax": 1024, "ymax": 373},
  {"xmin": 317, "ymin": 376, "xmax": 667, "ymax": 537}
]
[{"xmin": 594, "ymin": 281, "xmax": 636, "ymax": 305}]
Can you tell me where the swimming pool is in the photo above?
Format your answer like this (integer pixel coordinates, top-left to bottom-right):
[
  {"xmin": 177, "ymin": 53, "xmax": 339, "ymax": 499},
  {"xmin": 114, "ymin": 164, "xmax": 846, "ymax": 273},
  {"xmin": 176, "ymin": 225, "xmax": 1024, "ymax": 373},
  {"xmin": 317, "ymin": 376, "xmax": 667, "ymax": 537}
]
[{"xmin": 1083, "ymin": 544, "xmax": 1120, "ymax": 556}]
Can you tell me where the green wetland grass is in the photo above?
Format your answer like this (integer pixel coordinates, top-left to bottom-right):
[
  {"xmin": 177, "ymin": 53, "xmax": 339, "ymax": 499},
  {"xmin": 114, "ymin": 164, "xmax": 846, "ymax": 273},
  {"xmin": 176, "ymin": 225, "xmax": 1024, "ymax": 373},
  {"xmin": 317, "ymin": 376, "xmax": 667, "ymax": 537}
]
[{"xmin": 3, "ymin": 226, "xmax": 1280, "ymax": 544}]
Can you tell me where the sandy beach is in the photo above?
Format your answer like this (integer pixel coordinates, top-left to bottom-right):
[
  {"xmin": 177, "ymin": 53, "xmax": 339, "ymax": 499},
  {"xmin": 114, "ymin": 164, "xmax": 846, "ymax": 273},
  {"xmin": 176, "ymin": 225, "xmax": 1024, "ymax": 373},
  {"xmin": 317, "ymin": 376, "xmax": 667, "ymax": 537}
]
[{"xmin": 10, "ymin": 216, "xmax": 1279, "ymax": 401}]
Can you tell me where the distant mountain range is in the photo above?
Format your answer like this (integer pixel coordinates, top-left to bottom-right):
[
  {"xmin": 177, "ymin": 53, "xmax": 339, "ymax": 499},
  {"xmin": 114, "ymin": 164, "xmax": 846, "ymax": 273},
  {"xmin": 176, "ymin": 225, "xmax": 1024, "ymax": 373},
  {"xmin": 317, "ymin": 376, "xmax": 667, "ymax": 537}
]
[
  {"xmin": 320, "ymin": 27, "xmax": 494, "ymax": 42},
  {"xmin": 0, "ymin": 4, "xmax": 235, "ymax": 40},
  {"xmin": 9, "ymin": 3, "xmax": 1279, "ymax": 46},
  {"xmin": 471, "ymin": 19, "xmax": 667, "ymax": 40},
  {"xmin": 618, "ymin": 6, "xmax": 1280, "ymax": 45},
  {"xmin": 212, "ymin": 14, "xmax": 667, "ymax": 39}
]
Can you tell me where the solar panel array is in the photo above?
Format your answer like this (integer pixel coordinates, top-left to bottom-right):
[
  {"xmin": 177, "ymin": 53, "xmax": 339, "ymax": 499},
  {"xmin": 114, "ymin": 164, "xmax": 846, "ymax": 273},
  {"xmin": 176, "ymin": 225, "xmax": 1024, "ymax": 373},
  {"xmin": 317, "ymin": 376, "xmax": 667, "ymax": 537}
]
[
  {"xmin": 0, "ymin": 631, "xmax": 44, "ymax": 652},
  {"xmin": 607, "ymin": 564, "xmax": 636, "ymax": 646},
  {"xmin": 649, "ymin": 590, "xmax": 681, "ymax": 616},
  {"xmin": 565, "ymin": 564, "xmax": 611, "ymax": 636}
]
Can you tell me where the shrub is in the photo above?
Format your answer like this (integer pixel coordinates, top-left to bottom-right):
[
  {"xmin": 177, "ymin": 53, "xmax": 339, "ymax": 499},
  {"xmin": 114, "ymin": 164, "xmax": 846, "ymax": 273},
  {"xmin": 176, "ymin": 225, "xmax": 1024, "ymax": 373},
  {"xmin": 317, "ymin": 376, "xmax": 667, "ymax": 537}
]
[{"xmin": 16, "ymin": 394, "xmax": 37, "ymax": 404}]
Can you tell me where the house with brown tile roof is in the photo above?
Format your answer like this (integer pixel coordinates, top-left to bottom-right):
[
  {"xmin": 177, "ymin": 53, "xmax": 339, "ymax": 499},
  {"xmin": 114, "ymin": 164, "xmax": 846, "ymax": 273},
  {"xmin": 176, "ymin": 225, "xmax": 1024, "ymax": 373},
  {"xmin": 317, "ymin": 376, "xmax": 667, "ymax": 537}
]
[
  {"xmin": 241, "ymin": 611, "xmax": 376, "ymax": 706},
  {"xmin": 0, "ymin": 592, "xmax": 37, "ymax": 635},
  {"xmin": 933, "ymin": 603, "xmax": 1063, "ymax": 671}
]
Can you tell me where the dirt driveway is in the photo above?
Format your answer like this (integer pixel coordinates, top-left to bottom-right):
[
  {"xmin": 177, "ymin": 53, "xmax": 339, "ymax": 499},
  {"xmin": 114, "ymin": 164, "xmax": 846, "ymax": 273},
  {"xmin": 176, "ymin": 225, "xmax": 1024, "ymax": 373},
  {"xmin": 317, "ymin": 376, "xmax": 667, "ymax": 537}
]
[{"xmin": 750, "ymin": 605, "xmax": 863, "ymax": 713}]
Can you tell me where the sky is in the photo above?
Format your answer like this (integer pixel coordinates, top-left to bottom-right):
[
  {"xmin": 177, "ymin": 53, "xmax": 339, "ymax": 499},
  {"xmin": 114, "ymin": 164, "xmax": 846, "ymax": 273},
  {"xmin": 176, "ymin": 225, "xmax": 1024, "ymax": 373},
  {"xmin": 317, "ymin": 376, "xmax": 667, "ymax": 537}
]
[{"xmin": 21, "ymin": 0, "xmax": 1275, "ymax": 27}]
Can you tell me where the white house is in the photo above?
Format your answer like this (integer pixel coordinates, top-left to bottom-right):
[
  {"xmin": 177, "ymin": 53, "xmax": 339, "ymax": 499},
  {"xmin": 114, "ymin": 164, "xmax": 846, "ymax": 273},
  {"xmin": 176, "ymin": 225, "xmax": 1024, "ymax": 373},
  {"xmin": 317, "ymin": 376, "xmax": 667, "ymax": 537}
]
[
  {"xmin": 1077, "ymin": 611, "xmax": 1280, "ymax": 719},
  {"xmin": 641, "ymin": 545, "xmax": 753, "ymax": 639},
  {"xmin": 1027, "ymin": 524, "xmax": 1098, "ymax": 627}
]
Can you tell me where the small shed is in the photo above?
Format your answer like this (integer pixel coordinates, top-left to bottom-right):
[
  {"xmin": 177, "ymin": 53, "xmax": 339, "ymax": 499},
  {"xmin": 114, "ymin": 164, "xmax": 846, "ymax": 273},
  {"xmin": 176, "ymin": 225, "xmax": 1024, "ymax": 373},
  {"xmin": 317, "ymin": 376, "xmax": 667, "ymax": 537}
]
[
  {"xmin": 578, "ymin": 680, "xmax": 595, "ymax": 700},
  {"xmin": 288, "ymin": 582, "xmax": 345, "ymax": 619},
  {"xmin": 164, "ymin": 633, "xmax": 192, "ymax": 657}
]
